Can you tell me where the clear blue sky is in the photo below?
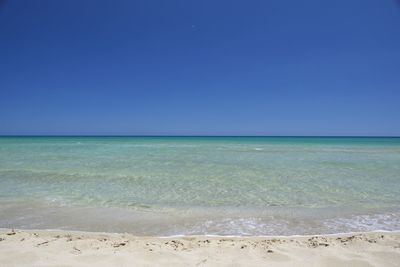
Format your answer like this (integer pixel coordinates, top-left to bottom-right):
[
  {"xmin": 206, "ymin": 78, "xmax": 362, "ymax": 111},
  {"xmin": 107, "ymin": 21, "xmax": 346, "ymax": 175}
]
[{"xmin": 1, "ymin": 0, "xmax": 400, "ymax": 136}]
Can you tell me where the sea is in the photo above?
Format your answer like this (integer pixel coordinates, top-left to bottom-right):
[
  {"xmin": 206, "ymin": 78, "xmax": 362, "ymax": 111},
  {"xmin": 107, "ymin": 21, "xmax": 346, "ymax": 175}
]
[{"xmin": 0, "ymin": 136, "xmax": 399, "ymax": 236}]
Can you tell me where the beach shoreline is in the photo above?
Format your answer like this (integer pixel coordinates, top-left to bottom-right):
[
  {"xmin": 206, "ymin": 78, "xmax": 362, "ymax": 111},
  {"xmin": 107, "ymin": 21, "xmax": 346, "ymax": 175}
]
[
  {"xmin": 1, "ymin": 229, "xmax": 399, "ymax": 266},
  {"xmin": 2, "ymin": 137, "xmax": 400, "ymax": 237}
]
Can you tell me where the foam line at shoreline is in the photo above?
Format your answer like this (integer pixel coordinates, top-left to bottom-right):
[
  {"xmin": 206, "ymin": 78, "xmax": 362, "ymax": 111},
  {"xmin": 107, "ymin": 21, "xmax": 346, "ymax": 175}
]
[{"xmin": 2, "ymin": 227, "xmax": 400, "ymax": 239}]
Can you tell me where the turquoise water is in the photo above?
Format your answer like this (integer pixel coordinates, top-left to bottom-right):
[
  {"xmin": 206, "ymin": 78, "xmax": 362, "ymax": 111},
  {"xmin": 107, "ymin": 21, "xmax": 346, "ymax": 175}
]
[{"xmin": 1, "ymin": 136, "xmax": 400, "ymax": 236}]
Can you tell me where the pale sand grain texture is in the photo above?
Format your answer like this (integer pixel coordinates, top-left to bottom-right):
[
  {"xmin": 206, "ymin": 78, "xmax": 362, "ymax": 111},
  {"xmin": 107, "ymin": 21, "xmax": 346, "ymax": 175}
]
[{"xmin": 1, "ymin": 229, "xmax": 400, "ymax": 267}]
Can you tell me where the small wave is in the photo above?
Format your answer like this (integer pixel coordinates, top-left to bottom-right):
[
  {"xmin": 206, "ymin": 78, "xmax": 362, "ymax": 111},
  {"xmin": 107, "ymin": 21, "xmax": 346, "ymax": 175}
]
[{"xmin": 323, "ymin": 213, "xmax": 400, "ymax": 233}]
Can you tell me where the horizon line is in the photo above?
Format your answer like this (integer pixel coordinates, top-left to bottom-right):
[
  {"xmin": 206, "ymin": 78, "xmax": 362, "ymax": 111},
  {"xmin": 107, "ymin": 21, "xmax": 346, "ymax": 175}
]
[{"xmin": 1, "ymin": 135, "xmax": 400, "ymax": 138}]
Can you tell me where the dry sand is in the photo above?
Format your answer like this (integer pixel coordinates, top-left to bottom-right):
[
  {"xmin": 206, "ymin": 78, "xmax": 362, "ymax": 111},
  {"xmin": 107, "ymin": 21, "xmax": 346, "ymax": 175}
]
[{"xmin": 1, "ymin": 229, "xmax": 400, "ymax": 267}]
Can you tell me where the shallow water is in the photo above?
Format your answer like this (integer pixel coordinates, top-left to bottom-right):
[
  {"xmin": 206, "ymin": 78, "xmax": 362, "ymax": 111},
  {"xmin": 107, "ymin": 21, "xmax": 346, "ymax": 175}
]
[{"xmin": 0, "ymin": 136, "xmax": 400, "ymax": 236}]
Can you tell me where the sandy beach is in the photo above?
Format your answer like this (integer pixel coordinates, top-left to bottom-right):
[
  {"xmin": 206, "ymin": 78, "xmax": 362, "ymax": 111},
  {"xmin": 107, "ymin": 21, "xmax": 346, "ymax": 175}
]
[{"xmin": 1, "ymin": 229, "xmax": 399, "ymax": 267}]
